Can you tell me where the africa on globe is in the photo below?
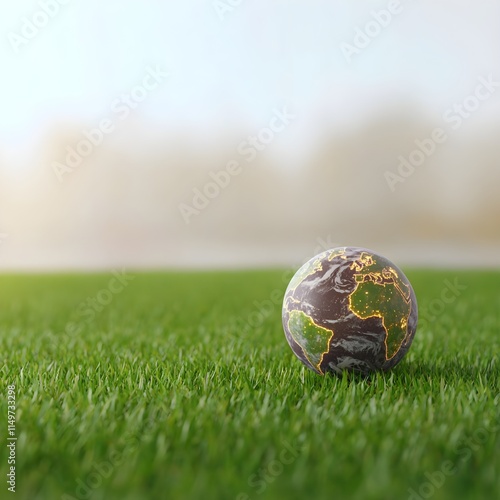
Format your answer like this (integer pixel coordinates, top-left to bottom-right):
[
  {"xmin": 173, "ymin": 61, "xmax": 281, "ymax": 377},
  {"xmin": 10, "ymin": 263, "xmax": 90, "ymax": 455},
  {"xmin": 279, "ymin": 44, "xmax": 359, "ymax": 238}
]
[{"xmin": 282, "ymin": 247, "xmax": 418, "ymax": 375}]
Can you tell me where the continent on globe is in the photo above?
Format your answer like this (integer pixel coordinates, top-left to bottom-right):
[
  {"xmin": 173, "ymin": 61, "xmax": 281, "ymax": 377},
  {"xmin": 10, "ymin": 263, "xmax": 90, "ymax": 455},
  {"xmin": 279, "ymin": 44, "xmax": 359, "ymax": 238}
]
[
  {"xmin": 348, "ymin": 252, "xmax": 412, "ymax": 360},
  {"xmin": 287, "ymin": 310, "xmax": 335, "ymax": 373},
  {"xmin": 282, "ymin": 247, "xmax": 418, "ymax": 375}
]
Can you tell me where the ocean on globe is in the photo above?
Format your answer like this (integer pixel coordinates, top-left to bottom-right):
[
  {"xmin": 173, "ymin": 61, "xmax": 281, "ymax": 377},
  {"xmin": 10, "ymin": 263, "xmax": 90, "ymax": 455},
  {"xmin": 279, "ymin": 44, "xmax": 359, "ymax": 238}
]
[{"xmin": 282, "ymin": 247, "xmax": 418, "ymax": 375}]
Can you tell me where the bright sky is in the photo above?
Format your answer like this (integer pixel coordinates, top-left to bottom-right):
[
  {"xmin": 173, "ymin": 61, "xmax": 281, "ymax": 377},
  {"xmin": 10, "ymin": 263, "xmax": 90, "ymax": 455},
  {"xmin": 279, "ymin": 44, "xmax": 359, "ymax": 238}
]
[
  {"xmin": 1, "ymin": 1, "xmax": 500, "ymax": 269},
  {"xmin": 1, "ymin": 0, "xmax": 499, "ymax": 157}
]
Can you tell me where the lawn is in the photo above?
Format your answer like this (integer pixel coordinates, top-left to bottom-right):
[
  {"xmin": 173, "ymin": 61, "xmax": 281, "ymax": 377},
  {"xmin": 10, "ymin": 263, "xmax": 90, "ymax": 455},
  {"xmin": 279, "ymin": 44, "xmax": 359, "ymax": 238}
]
[{"xmin": 0, "ymin": 269, "xmax": 499, "ymax": 500}]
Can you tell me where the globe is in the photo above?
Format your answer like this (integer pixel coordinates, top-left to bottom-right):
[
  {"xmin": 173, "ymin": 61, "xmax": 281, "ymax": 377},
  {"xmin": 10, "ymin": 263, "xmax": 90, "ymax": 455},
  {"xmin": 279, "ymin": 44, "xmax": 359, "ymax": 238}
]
[{"xmin": 282, "ymin": 247, "xmax": 418, "ymax": 375}]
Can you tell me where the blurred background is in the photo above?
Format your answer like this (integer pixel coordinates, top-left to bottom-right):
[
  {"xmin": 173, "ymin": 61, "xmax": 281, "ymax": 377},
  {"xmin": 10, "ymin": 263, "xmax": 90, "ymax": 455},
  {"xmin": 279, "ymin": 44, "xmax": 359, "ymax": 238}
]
[{"xmin": 1, "ymin": 0, "xmax": 499, "ymax": 271}]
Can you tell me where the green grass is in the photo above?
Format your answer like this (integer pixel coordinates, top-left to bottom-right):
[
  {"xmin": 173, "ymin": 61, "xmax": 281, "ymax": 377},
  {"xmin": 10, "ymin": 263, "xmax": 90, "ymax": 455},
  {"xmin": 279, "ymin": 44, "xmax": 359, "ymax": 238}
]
[{"xmin": 0, "ymin": 269, "xmax": 499, "ymax": 500}]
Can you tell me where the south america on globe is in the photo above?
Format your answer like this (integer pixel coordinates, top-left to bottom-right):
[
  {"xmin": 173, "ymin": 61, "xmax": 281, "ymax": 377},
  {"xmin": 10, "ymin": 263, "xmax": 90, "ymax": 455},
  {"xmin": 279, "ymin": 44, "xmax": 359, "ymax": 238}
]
[{"xmin": 282, "ymin": 247, "xmax": 418, "ymax": 375}]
